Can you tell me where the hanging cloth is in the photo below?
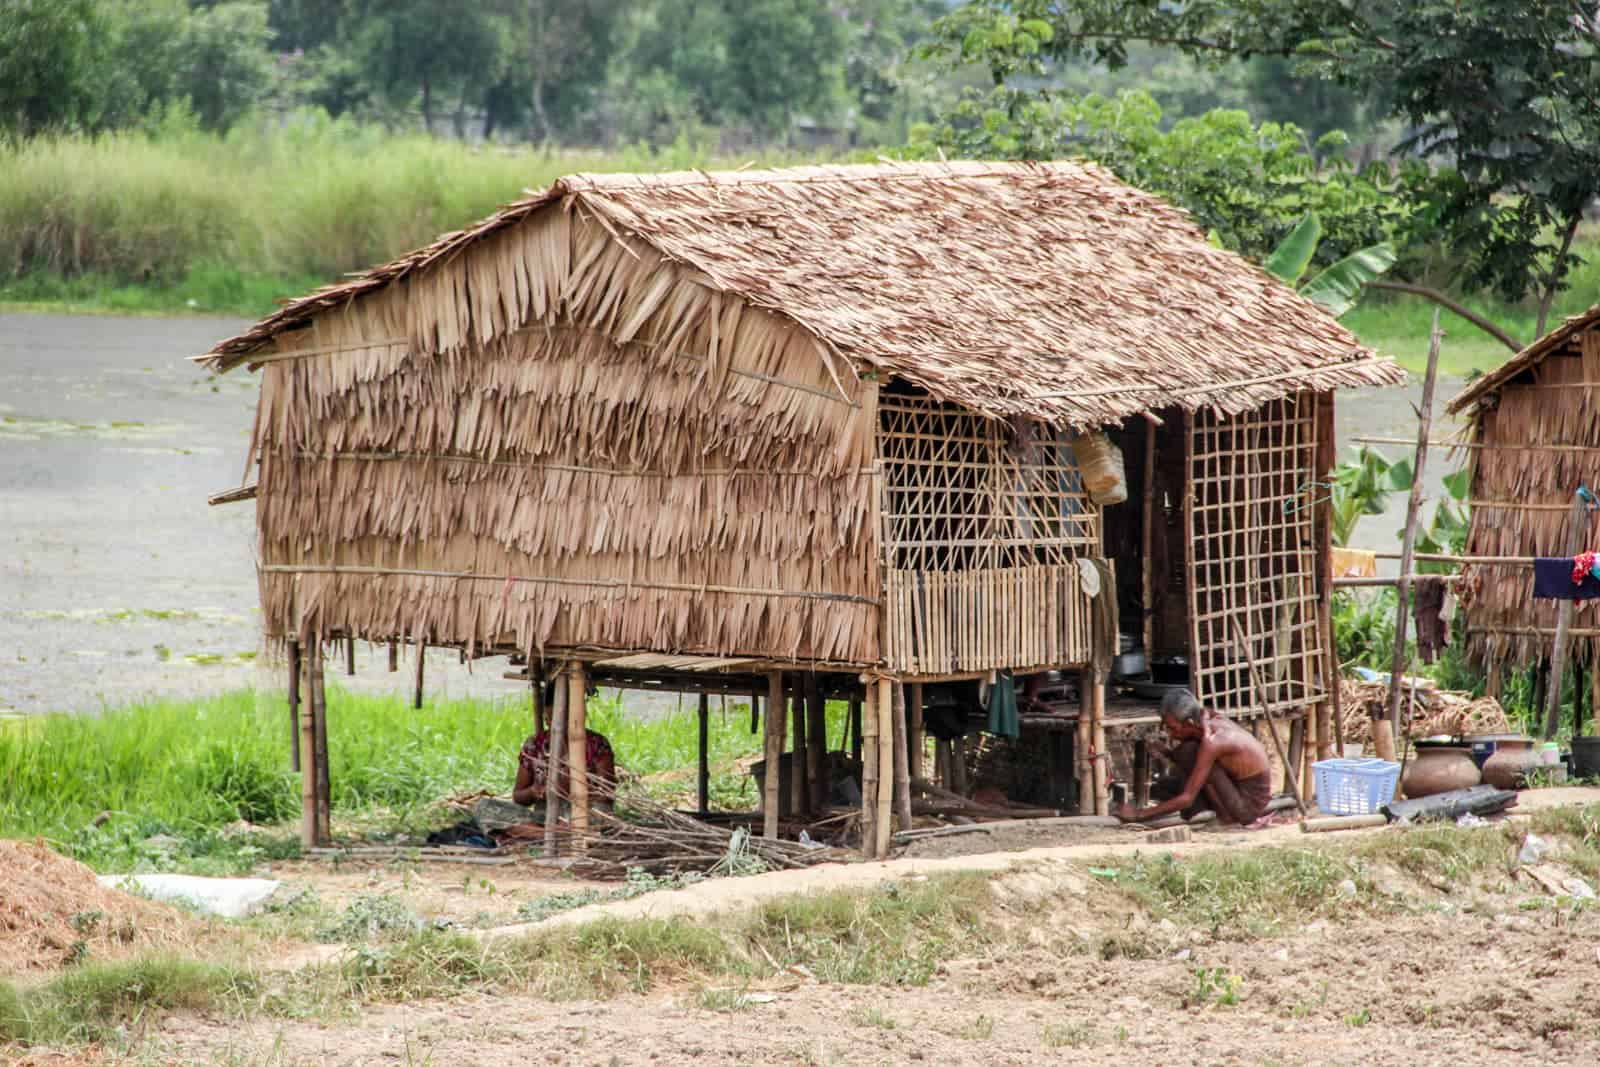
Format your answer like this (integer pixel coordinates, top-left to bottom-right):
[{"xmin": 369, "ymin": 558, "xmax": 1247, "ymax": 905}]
[
  {"xmin": 986, "ymin": 671, "xmax": 1020, "ymax": 739},
  {"xmin": 1532, "ymin": 557, "xmax": 1600, "ymax": 601}
]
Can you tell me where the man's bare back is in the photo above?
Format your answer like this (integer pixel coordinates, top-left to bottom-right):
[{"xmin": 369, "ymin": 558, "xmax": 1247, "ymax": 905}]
[{"xmin": 1115, "ymin": 689, "xmax": 1274, "ymax": 826}]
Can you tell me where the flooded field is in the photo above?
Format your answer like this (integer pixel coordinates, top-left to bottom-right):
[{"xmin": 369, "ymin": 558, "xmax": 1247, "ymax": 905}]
[{"xmin": 0, "ymin": 313, "xmax": 1455, "ymax": 714}]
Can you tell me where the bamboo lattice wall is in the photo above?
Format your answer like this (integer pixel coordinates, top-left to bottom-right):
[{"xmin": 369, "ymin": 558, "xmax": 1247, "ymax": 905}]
[
  {"xmin": 1186, "ymin": 394, "xmax": 1325, "ymax": 712},
  {"xmin": 878, "ymin": 395, "xmax": 1100, "ymax": 674}
]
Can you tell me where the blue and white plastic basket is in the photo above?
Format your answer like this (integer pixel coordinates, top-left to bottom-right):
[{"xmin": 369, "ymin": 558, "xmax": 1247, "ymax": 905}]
[{"xmin": 1312, "ymin": 757, "xmax": 1401, "ymax": 816}]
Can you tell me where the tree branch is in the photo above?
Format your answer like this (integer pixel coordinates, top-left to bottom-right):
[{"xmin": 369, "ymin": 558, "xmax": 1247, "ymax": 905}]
[
  {"xmin": 1368, "ymin": 281, "xmax": 1524, "ymax": 353},
  {"xmin": 1537, "ymin": 213, "xmax": 1582, "ymax": 337}
]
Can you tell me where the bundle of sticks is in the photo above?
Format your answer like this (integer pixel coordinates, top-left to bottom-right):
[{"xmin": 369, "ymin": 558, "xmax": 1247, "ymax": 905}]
[
  {"xmin": 540, "ymin": 782, "xmax": 852, "ymax": 880},
  {"xmin": 1339, "ymin": 677, "xmax": 1510, "ymax": 744}
]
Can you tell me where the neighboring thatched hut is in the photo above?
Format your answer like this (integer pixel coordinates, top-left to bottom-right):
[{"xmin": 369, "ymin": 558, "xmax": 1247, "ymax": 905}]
[
  {"xmin": 200, "ymin": 161, "xmax": 1402, "ymax": 852},
  {"xmin": 1446, "ymin": 306, "xmax": 1600, "ymax": 689}
]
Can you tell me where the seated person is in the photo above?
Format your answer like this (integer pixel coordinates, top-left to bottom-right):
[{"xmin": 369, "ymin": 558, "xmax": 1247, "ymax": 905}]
[
  {"xmin": 1115, "ymin": 688, "xmax": 1272, "ymax": 826},
  {"xmin": 513, "ymin": 727, "xmax": 618, "ymax": 812}
]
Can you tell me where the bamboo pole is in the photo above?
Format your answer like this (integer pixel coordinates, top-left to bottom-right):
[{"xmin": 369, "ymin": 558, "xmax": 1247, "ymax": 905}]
[
  {"xmin": 287, "ymin": 640, "xmax": 301, "ymax": 773},
  {"xmin": 310, "ymin": 639, "xmax": 330, "ymax": 844},
  {"xmin": 1075, "ymin": 669, "xmax": 1092, "ymax": 813},
  {"xmin": 1544, "ymin": 494, "xmax": 1591, "ymax": 738},
  {"xmin": 1228, "ymin": 616, "xmax": 1306, "ymax": 814},
  {"xmin": 765, "ymin": 672, "xmax": 784, "ymax": 841},
  {"xmin": 413, "ymin": 637, "xmax": 425, "ymax": 711},
  {"xmin": 345, "ymin": 636, "xmax": 355, "ymax": 677},
  {"xmin": 387, "ymin": 640, "xmax": 398, "ymax": 673},
  {"xmin": 907, "ymin": 682, "xmax": 924, "ymax": 782},
  {"xmin": 1141, "ymin": 418, "xmax": 1157, "ymax": 657},
  {"xmin": 1091, "ymin": 678, "xmax": 1109, "ymax": 817},
  {"xmin": 859, "ymin": 681, "xmax": 878, "ymax": 855},
  {"xmin": 697, "ymin": 692, "xmax": 710, "ymax": 816},
  {"xmin": 1383, "ymin": 310, "xmax": 1443, "ymax": 763},
  {"xmin": 1314, "ymin": 391, "xmax": 1336, "ymax": 763},
  {"xmin": 849, "ymin": 695, "xmax": 863, "ymax": 761},
  {"xmin": 892, "ymin": 681, "xmax": 913, "ymax": 832},
  {"xmin": 567, "ymin": 664, "xmax": 589, "ymax": 851},
  {"xmin": 876, "ymin": 677, "xmax": 894, "ymax": 858},
  {"xmin": 543, "ymin": 666, "xmax": 568, "ymax": 858},
  {"xmin": 297, "ymin": 642, "xmax": 316, "ymax": 849}
]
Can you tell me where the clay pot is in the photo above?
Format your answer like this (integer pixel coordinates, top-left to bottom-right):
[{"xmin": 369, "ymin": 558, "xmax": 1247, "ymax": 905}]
[
  {"xmin": 1401, "ymin": 743, "xmax": 1481, "ymax": 799},
  {"xmin": 1482, "ymin": 738, "xmax": 1540, "ymax": 790}
]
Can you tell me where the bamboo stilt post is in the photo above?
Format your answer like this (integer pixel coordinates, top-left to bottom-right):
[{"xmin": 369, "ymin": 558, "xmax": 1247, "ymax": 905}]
[
  {"xmin": 297, "ymin": 641, "xmax": 316, "ymax": 849},
  {"xmin": 413, "ymin": 637, "xmax": 425, "ymax": 711},
  {"xmin": 697, "ymin": 692, "xmax": 710, "ymax": 817},
  {"xmin": 1132, "ymin": 739, "xmax": 1150, "ymax": 808},
  {"xmin": 1314, "ymin": 390, "xmax": 1336, "ymax": 762},
  {"xmin": 806, "ymin": 675, "xmax": 827, "ymax": 812},
  {"xmin": 1091, "ymin": 677, "xmax": 1109, "ymax": 817},
  {"xmin": 1141, "ymin": 418, "xmax": 1157, "ymax": 657},
  {"xmin": 345, "ymin": 636, "xmax": 355, "ymax": 677},
  {"xmin": 849, "ymin": 695, "xmax": 863, "ymax": 761},
  {"xmin": 567, "ymin": 663, "xmax": 589, "ymax": 851},
  {"xmin": 876, "ymin": 677, "xmax": 894, "ymax": 858},
  {"xmin": 532, "ymin": 668, "xmax": 545, "ymax": 734},
  {"xmin": 287, "ymin": 640, "xmax": 301, "ymax": 773},
  {"xmin": 1229, "ymin": 616, "xmax": 1306, "ymax": 814},
  {"xmin": 764, "ymin": 672, "xmax": 784, "ymax": 841},
  {"xmin": 1284, "ymin": 715, "xmax": 1305, "ymax": 797},
  {"xmin": 860, "ymin": 682, "xmax": 878, "ymax": 855},
  {"xmin": 791, "ymin": 692, "xmax": 808, "ymax": 816},
  {"xmin": 543, "ymin": 665, "xmax": 568, "ymax": 857},
  {"xmin": 1383, "ymin": 311, "xmax": 1442, "ymax": 762},
  {"xmin": 892, "ymin": 681, "xmax": 913, "ymax": 832},
  {"xmin": 310, "ymin": 639, "xmax": 330, "ymax": 844},
  {"xmin": 750, "ymin": 687, "xmax": 760, "ymax": 735},
  {"xmin": 951, "ymin": 733, "xmax": 968, "ymax": 796},
  {"xmin": 387, "ymin": 640, "xmax": 398, "ymax": 673},
  {"xmin": 1074, "ymin": 669, "xmax": 1091, "ymax": 813},
  {"xmin": 907, "ymin": 682, "xmax": 924, "ymax": 783},
  {"xmin": 1545, "ymin": 492, "xmax": 1591, "ymax": 739},
  {"xmin": 1486, "ymin": 660, "xmax": 1504, "ymax": 701}
]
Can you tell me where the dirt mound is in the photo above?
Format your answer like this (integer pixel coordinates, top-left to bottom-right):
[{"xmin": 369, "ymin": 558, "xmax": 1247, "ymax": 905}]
[{"xmin": 0, "ymin": 839, "xmax": 193, "ymax": 975}]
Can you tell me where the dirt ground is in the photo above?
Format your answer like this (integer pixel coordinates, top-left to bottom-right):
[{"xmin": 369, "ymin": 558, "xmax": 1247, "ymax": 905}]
[{"xmin": 14, "ymin": 789, "xmax": 1600, "ymax": 1066}]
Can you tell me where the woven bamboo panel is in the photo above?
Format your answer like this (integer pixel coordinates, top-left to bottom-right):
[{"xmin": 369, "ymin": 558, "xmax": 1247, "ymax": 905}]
[
  {"xmin": 878, "ymin": 394, "xmax": 1099, "ymax": 673},
  {"xmin": 1186, "ymin": 394, "xmax": 1325, "ymax": 712},
  {"xmin": 883, "ymin": 564, "xmax": 1093, "ymax": 674}
]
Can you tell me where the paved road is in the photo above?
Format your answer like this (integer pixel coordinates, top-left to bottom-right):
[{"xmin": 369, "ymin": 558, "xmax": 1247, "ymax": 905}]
[
  {"xmin": 0, "ymin": 313, "xmax": 509, "ymax": 714},
  {"xmin": 0, "ymin": 312, "xmax": 1452, "ymax": 714}
]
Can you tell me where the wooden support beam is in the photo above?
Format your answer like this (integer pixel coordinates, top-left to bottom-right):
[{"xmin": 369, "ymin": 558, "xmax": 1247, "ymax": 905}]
[
  {"xmin": 542, "ymin": 666, "xmax": 569, "ymax": 858},
  {"xmin": 1141, "ymin": 418, "xmax": 1157, "ymax": 657},
  {"xmin": 413, "ymin": 637, "xmax": 425, "ymax": 711},
  {"xmin": 697, "ymin": 692, "xmax": 710, "ymax": 817},
  {"xmin": 1075, "ymin": 669, "xmax": 1092, "ymax": 814},
  {"xmin": 387, "ymin": 640, "xmax": 398, "ymax": 673},
  {"xmin": 849, "ymin": 695, "xmax": 863, "ymax": 761},
  {"xmin": 1092, "ymin": 677, "xmax": 1109, "ymax": 817},
  {"xmin": 298, "ymin": 643, "xmax": 316, "ymax": 849},
  {"xmin": 287, "ymin": 640, "xmax": 301, "ymax": 773},
  {"xmin": 791, "ymin": 691, "xmax": 808, "ymax": 816},
  {"xmin": 310, "ymin": 640, "xmax": 330, "ymax": 845},
  {"xmin": 806, "ymin": 675, "xmax": 827, "ymax": 813},
  {"xmin": 1285, "ymin": 714, "xmax": 1305, "ymax": 798},
  {"xmin": 892, "ymin": 681, "xmax": 913, "ymax": 833},
  {"xmin": 568, "ymin": 663, "xmax": 590, "ymax": 852},
  {"xmin": 876, "ymin": 677, "xmax": 894, "ymax": 858},
  {"xmin": 907, "ymin": 682, "xmax": 924, "ymax": 783},
  {"xmin": 345, "ymin": 636, "xmax": 355, "ymax": 677},
  {"xmin": 765, "ymin": 671, "xmax": 784, "ymax": 841},
  {"xmin": 1132, "ymin": 738, "xmax": 1150, "ymax": 809},
  {"xmin": 1546, "ymin": 493, "xmax": 1590, "ymax": 739},
  {"xmin": 860, "ymin": 682, "xmax": 878, "ymax": 856}
]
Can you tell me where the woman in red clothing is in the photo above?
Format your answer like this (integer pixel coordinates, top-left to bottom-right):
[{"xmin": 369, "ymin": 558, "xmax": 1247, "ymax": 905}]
[{"xmin": 512, "ymin": 728, "xmax": 618, "ymax": 811}]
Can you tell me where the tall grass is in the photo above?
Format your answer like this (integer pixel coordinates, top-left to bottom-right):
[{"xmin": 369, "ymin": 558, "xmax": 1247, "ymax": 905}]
[
  {"xmin": 0, "ymin": 112, "xmax": 818, "ymax": 315},
  {"xmin": 0, "ymin": 686, "xmax": 831, "ymax": 871}
]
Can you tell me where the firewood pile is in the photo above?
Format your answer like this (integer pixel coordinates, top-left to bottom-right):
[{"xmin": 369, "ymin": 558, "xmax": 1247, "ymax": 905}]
[
  {"xmin": 1339, "ymin": 677, "xmax": 1511, "ymax": 744},
  {"xmin": 547, "ymin": 786, "xmax": 853, "ymax": 880}
]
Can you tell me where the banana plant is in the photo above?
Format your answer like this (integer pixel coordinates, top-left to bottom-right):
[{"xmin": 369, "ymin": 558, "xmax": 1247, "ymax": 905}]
[{"xmin": 1262, "ymin": 213, "xmax": 1396, "ymax": 318}]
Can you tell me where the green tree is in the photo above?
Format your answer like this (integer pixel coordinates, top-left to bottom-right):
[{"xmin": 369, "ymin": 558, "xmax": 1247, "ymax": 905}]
[
  {"xmin": 0, "ymin": 0, "xmax": 105, "ymax": 138},
  {"xmin": 351, "ymin": 0, "xmax": 510, "ymax": 131},
  {"xmin": 514, "ymin": 0, "xmax": 618, "ymax": 142},
  {"xmin": 930, "ymin": 0, "xmax": 1600, "ymax": 341},
  {"xmin": 178, "ymin": 1, "xmax": 275, "ymax": 131},
  {"xmin": 724, "ymin": 0, "xmax": 845, "ymax": 137}
]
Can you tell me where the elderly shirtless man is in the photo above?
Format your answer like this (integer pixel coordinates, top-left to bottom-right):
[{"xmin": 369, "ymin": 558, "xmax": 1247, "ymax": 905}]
[{"xmin": 1115, "ymin": 688, "xmax": 1273, "ymax": 826}]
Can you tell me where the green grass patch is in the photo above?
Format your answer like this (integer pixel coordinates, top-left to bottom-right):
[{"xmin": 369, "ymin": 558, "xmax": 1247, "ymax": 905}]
[
  {"xmin": 1109, "ymin": 846, "xmax": 1371, "ymax": 936},
  {"xmin": 0, "ymin": 956, "xmax": 255, "ymax": 1047},
  {"xmin": 0, "ymin": 686, "xmax": 842, "ymax": 873}
]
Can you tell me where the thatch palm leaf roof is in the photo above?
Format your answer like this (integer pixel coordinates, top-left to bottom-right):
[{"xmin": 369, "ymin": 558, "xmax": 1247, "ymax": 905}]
[{"xmin": 203, "ymin": 160, "xmax": 1401, "ymax": 425}]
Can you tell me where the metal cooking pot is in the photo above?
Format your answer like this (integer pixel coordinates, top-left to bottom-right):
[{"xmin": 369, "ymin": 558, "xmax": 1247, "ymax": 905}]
[{"xmin": 1113, "ymin": 649, "xmax": 1147, "ymax": 678}]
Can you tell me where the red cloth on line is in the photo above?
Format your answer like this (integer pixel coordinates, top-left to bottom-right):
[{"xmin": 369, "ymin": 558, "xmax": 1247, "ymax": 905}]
[
  {"xmin": 1574, "ymin": 552, "xmax": 1597, "ymax": 585},
  {"xmin": 519, "ymin": 730, "xmax": 617, "ymax": 800}
]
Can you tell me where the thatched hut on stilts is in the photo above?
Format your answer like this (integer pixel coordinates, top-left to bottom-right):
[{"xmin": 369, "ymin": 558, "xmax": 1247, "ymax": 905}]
[
  {"xmin": 200, "ymin": 161, "xmax": 1402, "ymax": 855},
  {"xmin": 1447, "ymin": 307, "xmax": 1600, "ymax": 731}
]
